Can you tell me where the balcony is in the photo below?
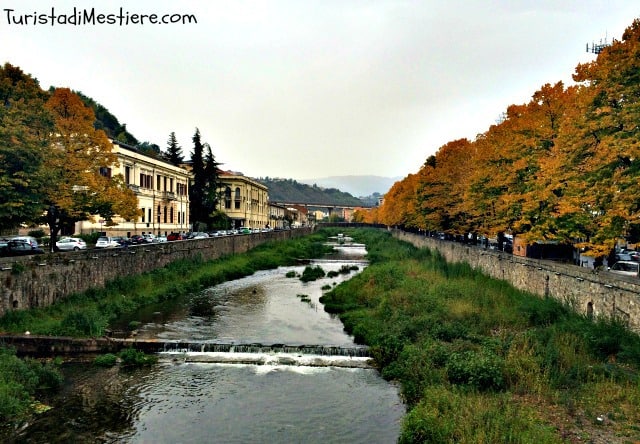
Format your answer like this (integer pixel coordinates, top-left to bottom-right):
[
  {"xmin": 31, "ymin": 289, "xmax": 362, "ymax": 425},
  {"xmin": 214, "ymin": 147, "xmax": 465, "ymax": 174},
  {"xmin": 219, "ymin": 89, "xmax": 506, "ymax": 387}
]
[
  {"xmin": 127, "ymin": 184, "xmax": 141, "ymax": 193},
  {"xmin": 162, "ymin": 191, "xmax": 177, "ymax": 201}
]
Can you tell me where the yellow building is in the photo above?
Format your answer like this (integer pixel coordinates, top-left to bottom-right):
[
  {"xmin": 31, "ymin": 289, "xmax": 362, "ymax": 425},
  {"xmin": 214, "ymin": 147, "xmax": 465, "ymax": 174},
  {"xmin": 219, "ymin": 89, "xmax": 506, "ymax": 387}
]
[
  {"xmin": 268, "ymin": 203, "xmax": 289, "ymax": 230},
  {"xmin": 218, "ymin": 172, "xmax": 269, "ymax": 229},
  {"xmin": 75, "ymin": 140, "xmax": 191, "ymax": 236}
]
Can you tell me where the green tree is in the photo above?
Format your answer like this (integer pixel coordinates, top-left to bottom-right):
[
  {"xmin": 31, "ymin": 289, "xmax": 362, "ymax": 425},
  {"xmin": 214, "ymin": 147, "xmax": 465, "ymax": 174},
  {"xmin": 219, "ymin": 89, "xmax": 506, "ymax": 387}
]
[
  {"xmin": 204, "ymin": 142, "xmax": 223, "ymax": 214},
  {"xmin": 165, "ymin": 131, "xmax": 183, "ymax": 166},
  {"xmin": 136, "ymin": 141, "xmax": 161, "ymax": 158},
  {"xmin": 189, "ymin": 128, "xmax": 207, "ymax": 229},
  {"xmin": 0, "ymin": 63, "xmax": 53, "ymax": 231}
]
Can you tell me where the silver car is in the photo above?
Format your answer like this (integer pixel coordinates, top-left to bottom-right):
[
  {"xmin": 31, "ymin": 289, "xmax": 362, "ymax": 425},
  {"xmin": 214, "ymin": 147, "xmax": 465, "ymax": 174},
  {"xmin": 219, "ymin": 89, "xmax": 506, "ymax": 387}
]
[
  {"xmin": 608, "ymin": 260, "xmax": 639, "ymax": 277},
  {"xmin": 56, "ymin": 237, "xmax": 87, "ymax": 251}
]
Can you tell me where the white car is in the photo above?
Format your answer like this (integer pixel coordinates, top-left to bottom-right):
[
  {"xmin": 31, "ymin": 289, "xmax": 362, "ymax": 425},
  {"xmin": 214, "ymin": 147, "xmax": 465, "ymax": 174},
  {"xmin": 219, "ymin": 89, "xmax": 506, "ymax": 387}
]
[
  {"xmin": 608, "ymin": 260, "xmax": 639, "ymax": 277},
  {"xmin": 95, "ymin": 236, "xmax": 119, "ymax": 248},
  {"xmin": 55, "ymin": 237, "xmax": 87, "ymax": 251},
  {"xmin": 156, "ymin": 235, "xmax": 168, "ymax": 243},
  {"xmin": 143, "ymin": 233, "xmax": 157, "ymax": 243}
]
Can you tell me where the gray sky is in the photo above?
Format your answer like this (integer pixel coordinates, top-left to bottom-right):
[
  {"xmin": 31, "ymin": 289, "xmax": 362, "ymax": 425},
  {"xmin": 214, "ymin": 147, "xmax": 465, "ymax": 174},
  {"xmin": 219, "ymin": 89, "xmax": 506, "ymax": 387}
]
[{"xmin": 2, "ymin": 1, "xmax": 638, "ymax": 180}]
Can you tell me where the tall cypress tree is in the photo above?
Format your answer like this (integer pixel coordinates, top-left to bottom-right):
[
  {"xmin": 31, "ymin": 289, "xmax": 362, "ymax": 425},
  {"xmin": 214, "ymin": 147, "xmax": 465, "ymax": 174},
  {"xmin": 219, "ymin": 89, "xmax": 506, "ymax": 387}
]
[
  {"xmin": 189, "ymin": 128, "xmax": 206, "ymax": 229},
  {"xmin": 204, "ymin": 142, "xmax": 223, "ymax": 213},
  {"xmin": 165, "ymin": 131, "xmax": 183, "ymax": 166}
]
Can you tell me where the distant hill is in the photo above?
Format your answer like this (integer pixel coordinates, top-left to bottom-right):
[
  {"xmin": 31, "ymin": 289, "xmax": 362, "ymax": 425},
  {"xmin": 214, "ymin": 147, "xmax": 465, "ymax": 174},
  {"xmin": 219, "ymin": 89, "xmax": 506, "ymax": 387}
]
[
  {"xmin": 74, "ymin": 91, "xmax": 140, "ymax": 145},
  {"xmin": 299, "ymin": 175, "xmax": 400, "ymax": 197},
  {"xmin": 257, "ymin": 177, "xmax": 365, "ymax": 206}
]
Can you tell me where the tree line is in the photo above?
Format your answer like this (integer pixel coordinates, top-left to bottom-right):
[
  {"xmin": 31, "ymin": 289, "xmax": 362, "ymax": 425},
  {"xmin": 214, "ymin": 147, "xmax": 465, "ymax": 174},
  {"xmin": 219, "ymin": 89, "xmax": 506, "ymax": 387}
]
[
  {"xmin": 0, "ymin": 63, "xmax": 224, "ymax": 248},
  {"xmin": 356, "ymin": 18, "xmax": 640, "ymax": 258}
]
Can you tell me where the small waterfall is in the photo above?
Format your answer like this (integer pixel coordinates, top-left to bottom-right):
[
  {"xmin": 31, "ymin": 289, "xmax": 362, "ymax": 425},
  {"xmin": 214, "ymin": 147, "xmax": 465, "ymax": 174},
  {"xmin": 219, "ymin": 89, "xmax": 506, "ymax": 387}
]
[{"xmin": 160, "ymin": 341, "xmax": 370, "ymax": 358}]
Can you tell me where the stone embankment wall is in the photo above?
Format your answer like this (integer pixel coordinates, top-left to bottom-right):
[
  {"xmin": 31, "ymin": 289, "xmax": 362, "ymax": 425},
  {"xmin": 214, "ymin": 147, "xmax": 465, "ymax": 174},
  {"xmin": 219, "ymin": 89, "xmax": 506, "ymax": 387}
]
[
  {"xmin": 393, "ymin": 229, "xmax": 640, "ymax": 332},
  {"xmin": 0, "ymin": 229, "xmax": 311, "ymax": 317}
]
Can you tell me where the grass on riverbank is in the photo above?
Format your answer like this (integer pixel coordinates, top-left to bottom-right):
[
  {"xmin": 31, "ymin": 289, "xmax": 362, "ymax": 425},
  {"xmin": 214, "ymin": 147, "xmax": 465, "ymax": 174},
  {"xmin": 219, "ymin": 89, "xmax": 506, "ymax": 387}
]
[
  {"xmin": 320, "ymin": 228, "xmax": 640, "ymax": 443},
  {"xmin": 0, "ymin": 232, "xmax": 332, "ymax": 337}
]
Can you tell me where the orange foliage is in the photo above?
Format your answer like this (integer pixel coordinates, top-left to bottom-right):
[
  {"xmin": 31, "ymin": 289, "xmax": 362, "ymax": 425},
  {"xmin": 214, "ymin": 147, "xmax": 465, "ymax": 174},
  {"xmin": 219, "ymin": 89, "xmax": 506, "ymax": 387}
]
[{"xmin": 377, "ymin": 17, "xmax": 640, "ymax": 254}]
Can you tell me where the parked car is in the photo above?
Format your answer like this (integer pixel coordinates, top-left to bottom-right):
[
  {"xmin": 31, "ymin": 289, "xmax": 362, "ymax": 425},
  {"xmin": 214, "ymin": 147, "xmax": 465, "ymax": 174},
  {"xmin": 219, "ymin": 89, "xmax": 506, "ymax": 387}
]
[
  {"xmin": 239, "ymin": 228, "xmax": 251, "ymax": 234},
  {"xmin": 608, "ymin": 260, "xmax": 639, "ymax": 277},
  {"xmin": 0, "ymin": 239, "xmax": 45, "ymax": 256},
  {"xmin": 111, "ymin": 236, "xmax": 131, "ymax": 247},
  {"xmin": 615, "ymin": 253, "xmax": 635, "ymax": 262},
  {"xmin": 143, "ymin": 233, "xmax": 157, "ymax": 243},
  {"xmin": 12, "ymin": 236, "xmax": 39, "ymax": 248},
  {"xmin": 129, "ymin": 235, "xmax": 146, "ymax": 244},
  {"xmin": 167, "ymin": 233, "xmax": 184, "ymax": 241},
  {"xmin": 156, "ymin": 235, "xmax": 168, "ymax": 243},
  {"xmin": 55, "ymin": 237, "xmax": 87, "ymax": 251},
  {"xmin": 95, "ymin": 236, "xmax": 119, "ymax": 248},
  {"xmin": 185, "ymin": 232, "xmax": 207, "ymax": 239}
]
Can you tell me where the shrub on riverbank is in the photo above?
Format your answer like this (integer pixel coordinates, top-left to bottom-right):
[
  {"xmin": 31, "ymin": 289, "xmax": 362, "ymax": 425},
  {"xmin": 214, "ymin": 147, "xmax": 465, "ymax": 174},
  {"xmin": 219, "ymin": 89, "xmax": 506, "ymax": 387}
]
[
  {"xmin": 320, "ymin": 228, "xmax": 640, "ymax": 443},
  {"xmin": 0, "ymin": 347, "xmax": 62, "ymax": 423}
]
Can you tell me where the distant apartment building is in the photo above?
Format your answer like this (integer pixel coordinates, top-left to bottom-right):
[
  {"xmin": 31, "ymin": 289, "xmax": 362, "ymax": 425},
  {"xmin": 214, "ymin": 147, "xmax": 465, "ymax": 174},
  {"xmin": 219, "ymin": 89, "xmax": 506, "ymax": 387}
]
[
  {"xmin": 75, "ymin": 140, "xmax": 191, "ymax": 236},
  {"xmin": 218, "ymin": 172, "xmax": 269, "ymax": 229},
  {"xmin": 268, "ymin": 202, "xmax": 289, "ymax": 229}
]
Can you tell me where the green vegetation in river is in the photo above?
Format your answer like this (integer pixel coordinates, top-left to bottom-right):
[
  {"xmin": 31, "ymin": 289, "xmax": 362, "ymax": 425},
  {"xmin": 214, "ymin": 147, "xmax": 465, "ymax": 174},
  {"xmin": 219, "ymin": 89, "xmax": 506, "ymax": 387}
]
[
  {"xmin": 320, "ymin": 228, "xmax": 640, "ymax": 443},
  {"xmin": 0, "ymin": 347, "xmax": 63, "ymax": 425}
]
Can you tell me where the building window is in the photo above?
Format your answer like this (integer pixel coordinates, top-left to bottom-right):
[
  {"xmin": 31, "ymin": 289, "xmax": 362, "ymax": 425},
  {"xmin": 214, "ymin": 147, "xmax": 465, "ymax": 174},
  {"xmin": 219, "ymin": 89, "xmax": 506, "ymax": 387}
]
[
  {"xmin": 125, "ymin": 166, "xmax": 131, "ymax": 184},
  {"xmin": 141, "ymin": 207, "xmax": 145, "ymax": 223},
  {"xmin": 163, "ymin": 206, "xmax": 168, "ymax": 223},
  {"xmin": 234, "ymin": 187, "xmax": 241, "ymax": 209},
  {"xmin": 99, "ymin": 167, "xmax": 112, "ymax": 178},
  {"xmin": 157, "ymin": 205, "xmax": 161, "ymax": 223},
  {"xmin": 140, "ymin": 173, "xmax": 152, "ymax": 189},
  {"xmin": 170, "ymin": 207, "xmax": 174, "ymax": 223},
  {"xmin": 225, "ymin": 187, "xmax": 232, "ymax": 209}
]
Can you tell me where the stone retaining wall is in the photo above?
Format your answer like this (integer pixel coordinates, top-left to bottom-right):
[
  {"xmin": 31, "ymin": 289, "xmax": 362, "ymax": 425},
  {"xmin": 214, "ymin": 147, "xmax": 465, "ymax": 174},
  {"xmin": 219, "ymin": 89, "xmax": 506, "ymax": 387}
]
[
  {"xmin": 0, "ymin": 229, "xmax": 311, "ymax": 316},
  {"xmin": 393, "ymin": 229, "xmax": 640, "ymax": 332}
]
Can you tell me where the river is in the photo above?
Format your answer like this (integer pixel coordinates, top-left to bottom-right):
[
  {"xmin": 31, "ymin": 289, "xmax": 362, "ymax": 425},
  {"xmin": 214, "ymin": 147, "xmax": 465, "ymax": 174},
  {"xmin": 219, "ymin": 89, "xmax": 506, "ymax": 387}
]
[{"xmin": 7, "ymin": 244, "xmax": 405, "ymax": 443}]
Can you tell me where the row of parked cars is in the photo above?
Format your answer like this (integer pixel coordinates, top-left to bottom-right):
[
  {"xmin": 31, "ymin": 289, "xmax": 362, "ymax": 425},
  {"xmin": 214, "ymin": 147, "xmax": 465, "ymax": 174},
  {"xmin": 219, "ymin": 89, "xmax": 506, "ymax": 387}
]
[
  {"xmin": 93, "ymin": 229, "xmax": 272, "ymax": 248},
  {"xmin": 1, "ymin": 228, "xmax": 276, "ymax": 257}
]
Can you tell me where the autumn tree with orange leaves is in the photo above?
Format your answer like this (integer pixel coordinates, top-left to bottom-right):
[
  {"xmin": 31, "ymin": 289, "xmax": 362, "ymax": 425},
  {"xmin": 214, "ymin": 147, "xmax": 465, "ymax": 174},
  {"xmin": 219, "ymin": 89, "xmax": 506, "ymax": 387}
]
[{"xmin": 43, "ymin": 88, "xmax": 138, "ymax": 250}]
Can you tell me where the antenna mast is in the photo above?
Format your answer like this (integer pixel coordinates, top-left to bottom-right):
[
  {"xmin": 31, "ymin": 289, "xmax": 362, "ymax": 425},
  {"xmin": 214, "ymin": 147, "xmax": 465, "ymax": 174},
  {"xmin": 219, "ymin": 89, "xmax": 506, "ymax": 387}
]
[{"xmin": 586, "ymin": 32, "xmax": 610, "ymax": 54}]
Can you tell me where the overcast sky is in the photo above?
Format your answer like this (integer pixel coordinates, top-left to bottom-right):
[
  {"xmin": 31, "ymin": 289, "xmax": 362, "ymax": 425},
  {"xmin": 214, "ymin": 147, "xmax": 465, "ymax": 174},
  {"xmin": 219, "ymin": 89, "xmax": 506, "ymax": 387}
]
[{"xmin": 2, "ymin": 1, "xmax": 638, "ymax": 180}]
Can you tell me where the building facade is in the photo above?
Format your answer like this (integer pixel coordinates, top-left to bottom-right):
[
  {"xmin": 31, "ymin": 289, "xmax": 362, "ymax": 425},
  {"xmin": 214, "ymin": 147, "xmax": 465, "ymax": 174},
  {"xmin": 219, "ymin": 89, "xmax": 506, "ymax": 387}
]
[
  {"xmin": 75, "ymin": 141, "xmax": 191, "ymax": 237},
  {"xmin": 218, "ymin": 172, "xmax": 269, "ymax": 229},
  {"xmin": 268, "ymin": 203, "xmax": 290, "ymax": 229}
]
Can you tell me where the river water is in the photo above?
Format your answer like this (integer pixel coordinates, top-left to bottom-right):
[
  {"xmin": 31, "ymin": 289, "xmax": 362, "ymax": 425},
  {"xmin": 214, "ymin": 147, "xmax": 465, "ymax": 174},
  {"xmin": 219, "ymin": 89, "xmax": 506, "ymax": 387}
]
[{"xmin": 8, "ymin": 244, "xmax": 404, "ymax": 443}]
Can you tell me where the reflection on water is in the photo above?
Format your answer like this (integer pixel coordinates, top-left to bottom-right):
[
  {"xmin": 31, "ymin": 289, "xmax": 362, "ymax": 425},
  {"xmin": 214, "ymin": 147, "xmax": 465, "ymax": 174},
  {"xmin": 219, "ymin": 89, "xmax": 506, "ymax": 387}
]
[{"xmin": 6, "ymin": 245, "xmax": 404, "ymax": 443}]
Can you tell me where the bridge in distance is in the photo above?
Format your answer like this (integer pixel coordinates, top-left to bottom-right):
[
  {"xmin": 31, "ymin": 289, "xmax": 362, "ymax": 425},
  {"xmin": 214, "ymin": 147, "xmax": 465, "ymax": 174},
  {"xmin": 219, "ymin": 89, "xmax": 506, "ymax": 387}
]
[{"xmin": 270, "ymin": 201, "xmax": 374, "ymax": 217}]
